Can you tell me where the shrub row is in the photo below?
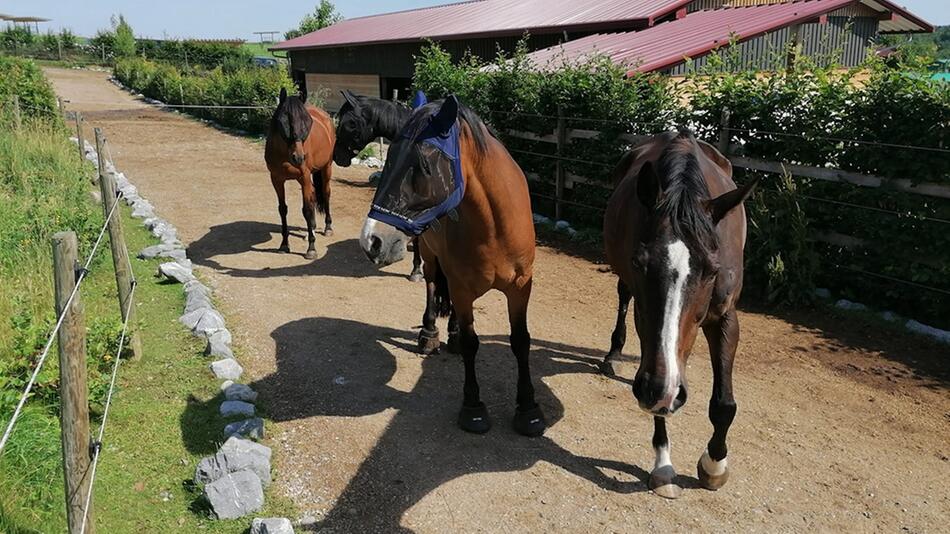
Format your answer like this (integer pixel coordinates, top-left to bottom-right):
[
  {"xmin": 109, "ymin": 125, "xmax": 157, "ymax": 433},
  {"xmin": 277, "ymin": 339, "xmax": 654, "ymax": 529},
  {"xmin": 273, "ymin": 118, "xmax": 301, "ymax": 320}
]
[
  {"xmin": 413, "ymin": 41, "xmax": 950, "ymax": 327},
  {"xmin": 136, "ymin": 39, "xmax": 254, "ymax": 71},
  {"xmin": 114, "ymin": 57, "xmax": 295, "ymax": 134},
  {"xmin": 0, "ymin": 55, "xmax": 60, "ymax": 123}
]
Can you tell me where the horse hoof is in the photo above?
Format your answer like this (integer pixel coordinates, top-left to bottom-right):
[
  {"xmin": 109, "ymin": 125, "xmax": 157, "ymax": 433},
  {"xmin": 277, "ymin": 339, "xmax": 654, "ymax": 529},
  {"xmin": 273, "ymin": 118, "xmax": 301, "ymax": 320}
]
[
  {"xmin": 697, "ymin": 452, "xmax": 730, "ymax": 491},
  {"xmin": 304, "ymin": 250, "xmax": 317, "ymax": 260},
  {"xmin": 598, "ymin": 359, "xmax": 615, "ymax": 376},
  {"xmin": 512, "ymin": 405, "xmax": 546, "ymax": 437},
  {"xmin": 417, "ymin": 328, "xmax": 440, "ymax": 355},
  {"xmin": 446, "ymin": 332, "xmax": 461, "ymax": 355},
  {"xmin": 458, "ymin": 403, "xmax": 491, "ymax": 434},
  {"xmin": 650, "ymin": 465, "xmax": 682, "ymax": 499},
  {"xmin": 408, "ymin": 271, "xmax": 424, "ymax": 283},
  {"xmin": 324, "ymin": 228, "xmax": 334, "ymax": 237},
  {"xmin": 278, "ymin": 244, "xmax": 290, "ymax": 253}
]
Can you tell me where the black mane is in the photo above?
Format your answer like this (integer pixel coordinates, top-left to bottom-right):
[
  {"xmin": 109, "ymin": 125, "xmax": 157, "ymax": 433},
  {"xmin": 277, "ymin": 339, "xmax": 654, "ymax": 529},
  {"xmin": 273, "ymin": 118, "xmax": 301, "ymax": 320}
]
[
  {"xmin": 342, "ymin": 97, "xmax": 412, "ymax": 141},
  {"xmin": 271, "ymin": 94, "xmax": 312, "ymax": 142},
  {"xmin": 401, "ymin": 99, "xmax": 492, "ymax": 157},
  {"xmin": 655, "ymin": 130, "xmax": 717, "ymax": 255}
]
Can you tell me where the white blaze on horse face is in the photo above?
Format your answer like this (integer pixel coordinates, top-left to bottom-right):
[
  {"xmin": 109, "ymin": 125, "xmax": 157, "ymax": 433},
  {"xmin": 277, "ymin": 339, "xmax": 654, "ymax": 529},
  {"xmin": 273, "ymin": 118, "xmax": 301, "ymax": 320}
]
[{"xmin": 657, "ymin": 239, "xmax": 690, "ymax": 410}]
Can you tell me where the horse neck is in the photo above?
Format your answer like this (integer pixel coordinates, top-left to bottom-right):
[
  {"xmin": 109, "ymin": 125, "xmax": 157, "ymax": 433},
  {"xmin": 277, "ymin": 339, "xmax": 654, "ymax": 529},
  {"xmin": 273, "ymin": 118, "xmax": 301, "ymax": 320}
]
[
  {"xmin": 367, "ymin": 101, "xmax": 410, "ymax": 141},
  {"xmin": 456, "ymin": 128, "xmax": 532, "ymax": 237}
]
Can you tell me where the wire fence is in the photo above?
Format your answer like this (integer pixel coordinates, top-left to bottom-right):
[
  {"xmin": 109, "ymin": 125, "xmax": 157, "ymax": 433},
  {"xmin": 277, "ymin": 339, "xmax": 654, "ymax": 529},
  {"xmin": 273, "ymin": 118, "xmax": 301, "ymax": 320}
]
[{"xmin": 0, "ymin": 192, "xmax": 124, "ymax": 455}]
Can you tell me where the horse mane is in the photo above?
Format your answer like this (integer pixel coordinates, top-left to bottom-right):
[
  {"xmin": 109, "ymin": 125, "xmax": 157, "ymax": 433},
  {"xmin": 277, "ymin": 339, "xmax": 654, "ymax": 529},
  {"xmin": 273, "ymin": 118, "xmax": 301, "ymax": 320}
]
[
  {"xmin": 271, "ymin": 94, "xmax": 311, "ymax": 140},
  {"xmin": 403, "ymin": 100, "xmax": 492, "ymax": 158},
  {"xmin": 655, "ymin": 130, "xmax": 717, "ymax": 256}
]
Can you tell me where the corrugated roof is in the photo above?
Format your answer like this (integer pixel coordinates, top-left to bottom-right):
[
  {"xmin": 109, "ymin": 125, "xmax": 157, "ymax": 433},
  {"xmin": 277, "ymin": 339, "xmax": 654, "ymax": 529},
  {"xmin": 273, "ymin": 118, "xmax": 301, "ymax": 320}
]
[
  {"xmin": 273, "ymin": 0, "xmax": 691, "ymax": 51},
  {"xmin": 524, "ymin": 0, "xmax": 933, "ymax": 74}
]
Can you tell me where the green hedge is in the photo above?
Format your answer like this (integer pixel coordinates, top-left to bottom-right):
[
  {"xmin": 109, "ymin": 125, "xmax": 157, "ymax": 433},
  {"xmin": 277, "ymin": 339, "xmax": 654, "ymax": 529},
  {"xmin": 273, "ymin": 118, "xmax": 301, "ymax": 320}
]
[
  {"xmin": 413, "ymin": 41, "xmax": 950, "ymax": 328},
  {"xmin": 114, "ymin": 57, "xmax": 295, "ymax": 134},
  {"xmin": 136, "ymin": 39, "xmax": 254, "ymax": 71},
  {"xmin": 0, "ymin": 55, "xmax": 59, "ymax": 124}
]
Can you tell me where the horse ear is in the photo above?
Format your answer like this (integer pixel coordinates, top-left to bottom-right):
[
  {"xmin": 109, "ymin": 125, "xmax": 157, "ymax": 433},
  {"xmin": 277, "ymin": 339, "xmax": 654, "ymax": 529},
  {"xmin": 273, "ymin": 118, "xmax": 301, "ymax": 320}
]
[
  {"xmin": 412, "ymin": 90, "xmax": 428, "ymax": 109},
  {"xmin": 706, "ymin": 177, "xmax": 760, "ymax": 224},
  {"xmin": 279, "ymin": 87, "xmax": 287, "ymax": 104},
  {"xmin": 432, "ymin": 95, "xmax": 459, "ymax": 134},
  {"xmin": 341, "ymin": 90, "xmax": 360, "ymax": 110},
  {"xmin": 636, "ymin": 161, "xmax": 659, "ymax": 210}
]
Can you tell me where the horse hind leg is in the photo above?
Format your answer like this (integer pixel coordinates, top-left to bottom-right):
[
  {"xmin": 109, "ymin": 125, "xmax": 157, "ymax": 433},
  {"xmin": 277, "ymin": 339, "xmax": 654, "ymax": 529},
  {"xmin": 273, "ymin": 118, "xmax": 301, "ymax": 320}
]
[
  {"xmin": 315, "ymin": 164, "xmax": 333, "ymax": 237},
  {"xmin": 300, "ymin": 174, "xmax": 318, "ymax": 260},
  {"xmin": 507, "ymin": 279, "xmax": 546, "ymax": 437},
  {"xmin": 408, "ymin": 237, "xmax": 424, "ymax": 282},
  {"xmin": 697, "ymin": 309, "xmax": 739, "ymax": 491},
  {"xmin": 418, "ymin": 259, "xmax": 451, "ymax": 355},
  {"xmin": 272, "ymin": 176, "xmax": 290, "ymax": 253},
  {"xmin": 601, "ymin": 278, "xmax": 632, "ymax": 376}
]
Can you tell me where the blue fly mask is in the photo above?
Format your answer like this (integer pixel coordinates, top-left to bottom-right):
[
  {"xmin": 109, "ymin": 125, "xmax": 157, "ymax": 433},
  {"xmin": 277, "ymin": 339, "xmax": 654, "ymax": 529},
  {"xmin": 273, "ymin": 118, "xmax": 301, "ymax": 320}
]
[{"xmin": 368, "ymin": 95, "xmax": 465, "ymax": 236}]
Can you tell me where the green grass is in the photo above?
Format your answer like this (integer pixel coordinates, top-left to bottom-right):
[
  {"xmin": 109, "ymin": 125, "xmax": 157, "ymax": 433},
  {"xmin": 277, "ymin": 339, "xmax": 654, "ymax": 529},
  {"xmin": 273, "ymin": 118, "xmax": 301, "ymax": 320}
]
[
  {"xmin": 0, "ymin": 116, "xmax": 294, "ymax": 532},
  {"xmin": 241, "ymin": 42, "xmax": 281, "ymax": 59}
]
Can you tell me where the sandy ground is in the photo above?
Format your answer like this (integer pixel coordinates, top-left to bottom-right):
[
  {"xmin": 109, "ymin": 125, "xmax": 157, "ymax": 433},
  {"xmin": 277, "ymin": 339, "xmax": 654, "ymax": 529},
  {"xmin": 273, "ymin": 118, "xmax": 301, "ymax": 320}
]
[{"xmin": 46, "ymin": 68, "xmax": 949, "ymax": 533}]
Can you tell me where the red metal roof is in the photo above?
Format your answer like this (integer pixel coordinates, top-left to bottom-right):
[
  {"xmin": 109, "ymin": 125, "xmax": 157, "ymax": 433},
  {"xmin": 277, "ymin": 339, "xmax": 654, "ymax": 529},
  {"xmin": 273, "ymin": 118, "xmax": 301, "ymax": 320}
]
[
  {"xmin": 272, "ymin": 0, "xmax": 691, "ymax": 51},
  {"xmin": 524, "ymin": 0, "xmax": 933, "ymax": 74}
]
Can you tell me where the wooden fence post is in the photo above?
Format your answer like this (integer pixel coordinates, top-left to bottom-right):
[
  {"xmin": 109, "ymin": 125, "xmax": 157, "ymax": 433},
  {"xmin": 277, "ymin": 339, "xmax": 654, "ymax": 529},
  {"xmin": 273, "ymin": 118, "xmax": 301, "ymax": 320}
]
[
  {"xmin": 52, "ymin": 231, "xmax": 95, "ymax": 534},
  {"xmin": 717, "ymin": 108, "xmax": 732, "ymax": 156},
  {"xmin": 75, "ymin": 112, "xmax": 85, "ymax": 163},
  {"xmin": 12, "ymin": 94, "xmax": 21, "ymax": 130},
  {"xmin": 95, "ymin": 129, "xmax": 142, "ymax": 361},
  {"xmin": 555, "ymin": 104, "xmax": 567, "ymax": 221}
]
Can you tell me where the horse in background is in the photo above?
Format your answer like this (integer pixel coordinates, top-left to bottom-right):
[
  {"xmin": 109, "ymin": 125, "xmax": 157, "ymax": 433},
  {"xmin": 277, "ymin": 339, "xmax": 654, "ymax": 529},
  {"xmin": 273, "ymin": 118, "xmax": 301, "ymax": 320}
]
[
  {"xmin": 334, "ymin": 90, "xmax": 424, "ymax": 282},
  {"xmin": 265, "ymin": 87, "xmax": 336, "ymax": 259},
  {"xmin": 601, "ymin": 130, "xmax": 757, "ymax": 499},
  {"xmin": 359, "ymin": 96, "xmax": 547, "ymax": 437}
]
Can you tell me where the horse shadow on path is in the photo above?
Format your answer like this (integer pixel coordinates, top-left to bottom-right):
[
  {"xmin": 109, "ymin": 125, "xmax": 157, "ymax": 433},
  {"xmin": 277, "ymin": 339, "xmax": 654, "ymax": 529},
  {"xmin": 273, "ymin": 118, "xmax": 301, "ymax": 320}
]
[
  {"xmin": 186, "ymin": 220, "xmax": 405, "ymax": 280},
  {"xmin": 248, "ymin": 317, "xmax": 656, "ymax": 532}
]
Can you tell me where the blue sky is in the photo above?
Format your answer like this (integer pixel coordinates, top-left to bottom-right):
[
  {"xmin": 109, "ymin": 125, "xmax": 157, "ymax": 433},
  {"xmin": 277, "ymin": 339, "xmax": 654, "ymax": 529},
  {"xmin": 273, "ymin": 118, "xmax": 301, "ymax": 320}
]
[{"xmin": 8, "ymin": 0, "xmax": 948, "ymax": 40}]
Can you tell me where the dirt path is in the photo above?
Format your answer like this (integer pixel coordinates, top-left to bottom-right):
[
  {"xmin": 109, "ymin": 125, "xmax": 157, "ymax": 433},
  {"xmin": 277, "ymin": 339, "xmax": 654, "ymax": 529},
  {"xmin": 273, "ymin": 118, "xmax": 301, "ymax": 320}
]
[{"xmin": 47, "ymin": 68, "xmax": 949, "ymax": 533}]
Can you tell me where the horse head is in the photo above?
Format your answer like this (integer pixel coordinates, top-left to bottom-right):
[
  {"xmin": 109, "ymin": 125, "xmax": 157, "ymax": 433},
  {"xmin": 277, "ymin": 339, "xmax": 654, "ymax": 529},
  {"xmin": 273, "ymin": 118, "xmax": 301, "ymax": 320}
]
[
  {"xmin": 273, "ymin": 87, "xmax": 313, "ymax": 167},
  {"xmin": 333, "ymin": 90, "xmax": 374, "ymax": 167},
  {"xmin": 627, "ymin": 132, "xmax": 757, "ymax": 417}
]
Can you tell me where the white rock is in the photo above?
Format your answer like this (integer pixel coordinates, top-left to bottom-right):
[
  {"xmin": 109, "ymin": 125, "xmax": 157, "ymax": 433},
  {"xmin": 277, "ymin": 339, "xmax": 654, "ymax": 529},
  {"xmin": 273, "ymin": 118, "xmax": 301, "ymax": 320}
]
[
  {"xmin": 905, "ymin": 320, "xmax": 950, "ymax": 344},
  {"xmin": 208, "ymin": 328, "xmax": 232, "ymax": 346},
  {"xmin": 194, "ymin": 309, "xmax": 226, "ymax": 338},
  {"xmin": 835, "ymin": 299, "xmax": 867, "ymax": 311},
  {"xmin": 179, "ymin": 308, "xmax": 209, "ymax": 330},
  {"xmin": 251, "ymin": 518, "xmax": 294, "ymax": 534},
  {"xmin": 224, "ymin": 418, "xmax": 264, "ymax": 440},
  {"xmin": 211, "ymin": 358, "xmax": 243, "ymax": 381},
  {"xmin": 158, "ymin": 262, "xmax": 194, "ymax": 283},
  {"xmin": 203, "ymin": 470, "xmax": 264, "ymax": 519},
  {"xmin": 555, "ymin": 220, "xmax": 571, "ymax": 231}
]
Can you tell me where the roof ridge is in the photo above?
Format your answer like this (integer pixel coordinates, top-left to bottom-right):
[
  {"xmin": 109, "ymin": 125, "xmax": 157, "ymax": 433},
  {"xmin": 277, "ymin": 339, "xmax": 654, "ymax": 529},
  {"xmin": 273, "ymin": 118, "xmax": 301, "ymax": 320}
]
[{"xmin": 340, "ymin": 0, "xmax": 489, "ymax": 24}]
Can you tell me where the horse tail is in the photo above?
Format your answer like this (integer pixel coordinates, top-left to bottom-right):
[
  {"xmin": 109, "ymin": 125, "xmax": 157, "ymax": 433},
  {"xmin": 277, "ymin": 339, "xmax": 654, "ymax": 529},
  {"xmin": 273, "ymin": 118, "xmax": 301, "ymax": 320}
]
[
  {"xmin": 312, "ymin": 169, "xmax": 327, "ymax": 214},
  {"xmin": 433, "ymin": 261, "xmax": 453, "ymax": 318}
]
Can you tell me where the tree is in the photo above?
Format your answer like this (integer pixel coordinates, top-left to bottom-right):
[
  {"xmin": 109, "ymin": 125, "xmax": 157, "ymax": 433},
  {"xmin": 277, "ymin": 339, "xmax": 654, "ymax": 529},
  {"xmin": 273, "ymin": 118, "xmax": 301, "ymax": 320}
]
[
  {"xmin": 285, "ymin": 0, "xmax": 343, "ymax": 40},
  {"xmin": 112, "ymin": 14, "xmax": 136, "ymax": 58}
]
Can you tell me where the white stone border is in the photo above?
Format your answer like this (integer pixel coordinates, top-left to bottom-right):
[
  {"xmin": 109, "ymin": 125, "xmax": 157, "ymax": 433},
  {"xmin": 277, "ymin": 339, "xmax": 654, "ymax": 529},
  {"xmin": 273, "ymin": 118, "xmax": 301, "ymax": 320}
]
[{"xmin": 73, "ymin": 138, "xmax": 293, "ymax": 529}]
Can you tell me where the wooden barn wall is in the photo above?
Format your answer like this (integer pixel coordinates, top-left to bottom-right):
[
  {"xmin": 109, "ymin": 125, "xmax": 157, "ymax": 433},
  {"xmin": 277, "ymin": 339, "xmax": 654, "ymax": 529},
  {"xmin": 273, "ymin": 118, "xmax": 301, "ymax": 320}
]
[
  {"xmin": 288, "ymin": 33, "xmax": 566, "ymax": 80},
  {"xmin": 666, "ymin": 16, "xmax": 879, "ymax": 75}
]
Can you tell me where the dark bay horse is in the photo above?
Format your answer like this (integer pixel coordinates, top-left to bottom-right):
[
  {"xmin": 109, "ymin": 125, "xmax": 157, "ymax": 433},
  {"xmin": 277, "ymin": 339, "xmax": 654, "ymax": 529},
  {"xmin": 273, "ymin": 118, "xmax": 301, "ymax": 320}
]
[
  {"xmin": 602, "ymin": 130, "xmax": 757, "ymax": 499},
  {"xmin": 358, "ymin": 96, "xmax": 546, "ymax": 437},
  {"xmin": 264, "ymin": 88, "xmax": 335, "ymax": 259},
  {"xmin": 333, "ymin": 90, "xmax": 424, "ymax": 282}
]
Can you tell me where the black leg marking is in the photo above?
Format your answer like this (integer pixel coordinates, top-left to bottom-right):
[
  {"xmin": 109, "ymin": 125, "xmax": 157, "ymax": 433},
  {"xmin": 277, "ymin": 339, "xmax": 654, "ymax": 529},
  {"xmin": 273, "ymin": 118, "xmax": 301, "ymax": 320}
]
[
  {"xmin": 698, "ymin": 310, "xmax": 739, "ymax": 490},
  {"xmin": 601, "ymin": 279, "xmax": 632, "ymax": 376}
]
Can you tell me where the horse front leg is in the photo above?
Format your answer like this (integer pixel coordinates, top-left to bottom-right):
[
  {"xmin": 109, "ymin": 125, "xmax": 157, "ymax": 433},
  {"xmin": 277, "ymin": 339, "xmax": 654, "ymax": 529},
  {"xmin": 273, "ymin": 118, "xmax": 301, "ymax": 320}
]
[
  {"xmin": 601, "ymin": 278, "xmax": 632, "ymax": 376},
  {"xmin": 408, "ymin": 237, "xmax": 424, "ymax": 282},
  {"xmin": 300, "ymin": 173, "xmax": 318, "ymax": 260},
  {"xmin": 697, "ymin": 309, "xmax": 739, "ymax": 491},
  {"xmin": 454, "ymin": 296, "xmax": 490, "ymax": 434},
  {"xmin": 507, "ymin": 279, "xmax": 546, "ymax": 437},
  {"xmin": 649, "ymin": 416, "xmax": 682, "ymax": 499},
  {"xmin": 417, "ymin": 261, "xmax": 442, "ymax": 355},
  {"xmin": 271, "ymin": 175, "xmax": 290, "ymax": 253},
  {"xmin": 319, "ymin": 164, "xmax": 334, "ymax": 237}
]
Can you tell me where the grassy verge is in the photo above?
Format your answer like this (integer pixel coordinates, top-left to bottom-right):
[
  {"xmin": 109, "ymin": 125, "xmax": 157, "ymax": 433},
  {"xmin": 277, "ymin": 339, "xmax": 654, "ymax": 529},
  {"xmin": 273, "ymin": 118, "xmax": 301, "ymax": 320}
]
[{"xmin": 0, "ymin": 63, "xmax": 293, "ymax": 531}]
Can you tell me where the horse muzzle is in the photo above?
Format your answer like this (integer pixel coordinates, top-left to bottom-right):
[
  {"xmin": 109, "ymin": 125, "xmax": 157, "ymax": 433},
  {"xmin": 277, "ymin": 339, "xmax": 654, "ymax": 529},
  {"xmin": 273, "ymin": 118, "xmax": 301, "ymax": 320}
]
[
  {"xmin": 290, "ymin": 152, "xmax": 306, "ymax": 167},
  {"xmin": 360, "ymin": 218, "xmax": 407, "ymax": 266},
  {"xmin": 633, "ymin": 373, "xmax": 688, "ymax": 417}
]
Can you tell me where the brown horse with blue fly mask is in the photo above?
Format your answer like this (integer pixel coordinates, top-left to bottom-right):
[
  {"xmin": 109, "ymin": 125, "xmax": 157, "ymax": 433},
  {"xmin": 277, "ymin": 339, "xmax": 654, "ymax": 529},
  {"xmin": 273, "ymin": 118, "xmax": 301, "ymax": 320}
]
[
  {"xmin": 264, "ymin": 88, "xmax": 335, "ymax": 259},
  {"xmin": 358, "ymin": 96, "xmax": 546, "ymax": 437},
  {"xmin": 601, "ymin": 130, "xmax": 757, "ymax": 499}
]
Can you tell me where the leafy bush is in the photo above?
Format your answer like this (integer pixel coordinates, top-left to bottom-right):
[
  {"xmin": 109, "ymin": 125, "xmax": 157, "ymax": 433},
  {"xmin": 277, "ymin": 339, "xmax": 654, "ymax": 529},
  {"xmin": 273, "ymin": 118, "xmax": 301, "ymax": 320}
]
[
  {"xmin": 413, "ymin": 40, "xmax": 950, "ymax": 326},
  {"xmin": 136, "ymin": 39, "xmax": 254, "ymax": 71},
  {"xmin": 114, "ymin": 57, "xmax": 296, "ymax": 134},
  {"xmin": 0, "ymin": 56, "xmax": 59, "ymax": 124}
]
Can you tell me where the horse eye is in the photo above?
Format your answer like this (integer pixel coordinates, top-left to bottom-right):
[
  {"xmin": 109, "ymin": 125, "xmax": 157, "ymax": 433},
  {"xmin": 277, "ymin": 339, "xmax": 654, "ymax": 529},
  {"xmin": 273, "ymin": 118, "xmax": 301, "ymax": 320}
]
[{"xmin": 631, "ymin": 247, "xmax": 649, "ymax": 271}]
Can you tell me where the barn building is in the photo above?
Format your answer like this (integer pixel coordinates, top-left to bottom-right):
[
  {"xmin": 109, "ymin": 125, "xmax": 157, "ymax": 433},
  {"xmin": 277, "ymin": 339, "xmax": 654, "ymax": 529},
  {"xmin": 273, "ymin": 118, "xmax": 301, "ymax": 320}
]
[{"xmin": 272, "ymin": 0, "xmax": 932, "ymax": 111}]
